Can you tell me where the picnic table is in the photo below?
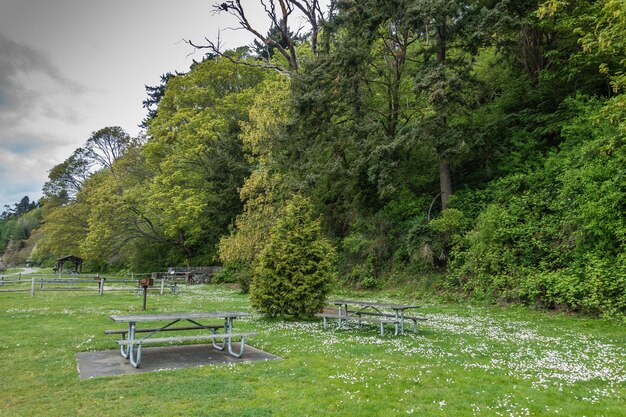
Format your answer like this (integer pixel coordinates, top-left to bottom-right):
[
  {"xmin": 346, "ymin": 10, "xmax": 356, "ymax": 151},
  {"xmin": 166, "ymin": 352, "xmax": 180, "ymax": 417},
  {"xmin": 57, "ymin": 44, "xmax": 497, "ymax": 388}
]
[
  {"xmin": 316, "ymin": 300, "xmax": 427, "ymax": 336},
  {"xmin": 107, "ymin": 312, "xmax": 257, "ymax": 367}
]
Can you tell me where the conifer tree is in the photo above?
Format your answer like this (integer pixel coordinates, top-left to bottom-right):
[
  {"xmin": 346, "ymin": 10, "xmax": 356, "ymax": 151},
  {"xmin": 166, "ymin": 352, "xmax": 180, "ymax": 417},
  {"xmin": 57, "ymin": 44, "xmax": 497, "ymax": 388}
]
[{"xmin": 251, "ymin": 195, "xmax": 336, "ymax": 318}]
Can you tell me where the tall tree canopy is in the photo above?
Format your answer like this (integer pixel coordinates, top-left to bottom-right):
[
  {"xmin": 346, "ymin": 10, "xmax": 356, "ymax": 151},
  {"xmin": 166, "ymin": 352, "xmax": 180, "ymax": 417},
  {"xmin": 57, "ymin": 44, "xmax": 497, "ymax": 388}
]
[
  {"xmin": 26, "ymin": 0, "xmax": 626, "ymax": 318},
  {"xmin": 36, "ymin": 57, "xmax": 266, "ymax": 270}
]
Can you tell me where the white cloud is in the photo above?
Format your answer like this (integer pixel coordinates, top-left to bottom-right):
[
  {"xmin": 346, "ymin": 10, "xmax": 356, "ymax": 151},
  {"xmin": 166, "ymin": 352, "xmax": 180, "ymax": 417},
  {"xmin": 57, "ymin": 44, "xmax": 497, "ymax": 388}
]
[{"xmin": 0, "ymin": 32, "xmax": 88, "ymax": 207}]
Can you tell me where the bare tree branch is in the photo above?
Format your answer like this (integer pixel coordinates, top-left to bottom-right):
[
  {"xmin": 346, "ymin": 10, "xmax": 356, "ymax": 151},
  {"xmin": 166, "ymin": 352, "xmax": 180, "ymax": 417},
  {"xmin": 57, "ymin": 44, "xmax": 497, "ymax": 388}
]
[
  {"xmin": 190, "ymin": 0, "xmax": 326, "ymax": 74},
  {"xmin": 185, "ymin": 36, "xmax": 292, "ymax": 74}
]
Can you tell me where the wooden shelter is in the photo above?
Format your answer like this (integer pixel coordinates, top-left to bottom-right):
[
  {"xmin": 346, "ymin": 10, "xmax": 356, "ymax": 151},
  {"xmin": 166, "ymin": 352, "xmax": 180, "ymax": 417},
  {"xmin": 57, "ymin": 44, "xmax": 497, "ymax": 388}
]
[{"xmin": 54, "ymin": 255, "xmax": 83, "ymax": 273}]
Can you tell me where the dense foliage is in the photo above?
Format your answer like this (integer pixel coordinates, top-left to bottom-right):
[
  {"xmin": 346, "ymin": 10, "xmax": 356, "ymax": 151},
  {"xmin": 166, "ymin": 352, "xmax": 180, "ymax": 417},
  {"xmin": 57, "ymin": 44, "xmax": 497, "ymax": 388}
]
[
  {"xmin": 0, "ymin": 197, "xmax": 41, "ymax": 265},
  {"xmin": 7, "ymin": 0, "xmax": 625, "ymax": 319}
]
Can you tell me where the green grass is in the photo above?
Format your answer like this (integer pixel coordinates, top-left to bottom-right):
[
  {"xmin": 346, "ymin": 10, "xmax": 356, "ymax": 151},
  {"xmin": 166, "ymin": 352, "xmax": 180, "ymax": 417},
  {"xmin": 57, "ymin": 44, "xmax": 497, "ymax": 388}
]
[{"xmin": 1, "ymin": 285, "xmax": 625, "ymax": 416}]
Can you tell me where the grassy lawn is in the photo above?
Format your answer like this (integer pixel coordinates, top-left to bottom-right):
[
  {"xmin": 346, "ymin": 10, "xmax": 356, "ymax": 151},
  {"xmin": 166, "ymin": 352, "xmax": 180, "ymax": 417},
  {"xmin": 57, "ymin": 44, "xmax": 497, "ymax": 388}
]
[{"xmin": 1, "ymin": 284, "xmax": 625, "ymax": 416}]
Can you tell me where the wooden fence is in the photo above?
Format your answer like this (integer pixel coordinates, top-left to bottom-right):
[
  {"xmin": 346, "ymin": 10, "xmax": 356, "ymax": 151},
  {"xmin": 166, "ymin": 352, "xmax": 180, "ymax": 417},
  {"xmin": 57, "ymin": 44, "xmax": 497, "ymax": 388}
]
[{"xmin": 0, "ymin": 273, "xmax": 183, "ymax": 296}]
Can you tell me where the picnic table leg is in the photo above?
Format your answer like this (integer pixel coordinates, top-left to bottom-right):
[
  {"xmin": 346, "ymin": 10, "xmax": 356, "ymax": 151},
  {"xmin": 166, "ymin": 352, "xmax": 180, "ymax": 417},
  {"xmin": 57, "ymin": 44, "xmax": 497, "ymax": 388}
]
[
  {"xmin": 337, "ymin": 305, "xmax": 344, "ymax": 329},
  {"xmin": 227, "ymin": 335, "xmax": 247, "ymax": 358},
  {"xmin": 396, "ymin": 311, "xmax": 403, "ymax": 335},
  {"xmin": 125, "ymin": 321, "xmax": 143, "ymax": 367},
  {"xmin": 212, "ymin": 318, "xmax": 229, "ymax": 351},
  {"xmin": 129, "ymin": 342, "xmax": 142, "ymax": 368},
  {"xmin": 120, "ymin": 336, "xmax": 128, "ymax": 358},
  {"xmin": 120, "ymin": 322, "xmax": 136, "ymax": 359},
  {"xmin": 336, "ymin": 306, "xmax": 341, "ymax": 328},
  {"xmin": 342, "ymin": 304, "xmax": 350, "ymax": 328},
  {"xmin": 128, "ymin": 322, "xmax": 136, "ymax": 360}
]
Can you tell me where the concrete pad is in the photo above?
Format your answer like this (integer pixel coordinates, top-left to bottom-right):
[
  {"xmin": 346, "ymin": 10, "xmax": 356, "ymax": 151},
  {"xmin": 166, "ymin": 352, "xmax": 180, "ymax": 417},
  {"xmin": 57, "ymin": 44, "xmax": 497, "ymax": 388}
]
[{"xmin": 76, "ymin": 344, "xmax": 280, "ymax": 379}]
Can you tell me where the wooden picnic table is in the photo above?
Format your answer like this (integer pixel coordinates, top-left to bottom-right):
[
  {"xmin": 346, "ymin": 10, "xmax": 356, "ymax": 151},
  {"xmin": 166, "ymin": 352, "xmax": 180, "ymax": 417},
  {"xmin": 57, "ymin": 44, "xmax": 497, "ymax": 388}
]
[
  {"xmin": 107, "ymin": 311, "xmax": 256, "ymax": 367},
  {"xmin": 318, "ymin": 300, "xmax": 426, "ymax": 335}
]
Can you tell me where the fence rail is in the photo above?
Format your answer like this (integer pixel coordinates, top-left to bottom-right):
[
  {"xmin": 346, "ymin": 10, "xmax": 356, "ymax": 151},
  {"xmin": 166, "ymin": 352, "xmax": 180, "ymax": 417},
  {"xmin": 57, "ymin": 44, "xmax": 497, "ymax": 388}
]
[{"xmin": 0, "ymin": 274, "xmax": 182, "ymax": 296}]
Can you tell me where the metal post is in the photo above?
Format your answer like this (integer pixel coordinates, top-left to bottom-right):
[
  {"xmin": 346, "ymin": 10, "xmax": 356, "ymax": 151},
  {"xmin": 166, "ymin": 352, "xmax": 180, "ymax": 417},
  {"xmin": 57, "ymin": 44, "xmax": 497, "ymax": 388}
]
[
  {"xmin": 99, "ymin": 278, "xmax": 105, "ymax": 295},
  {"xmin": 18, "ymin": 273, "xmax": 21, "ymax": 281},
  {"xmin": 160, "ymin": 278, "xmax": 165, "ymax": 295},
  {"xmin": 31, "ymin": 277, "xmax": 35, "ymax": 296}
]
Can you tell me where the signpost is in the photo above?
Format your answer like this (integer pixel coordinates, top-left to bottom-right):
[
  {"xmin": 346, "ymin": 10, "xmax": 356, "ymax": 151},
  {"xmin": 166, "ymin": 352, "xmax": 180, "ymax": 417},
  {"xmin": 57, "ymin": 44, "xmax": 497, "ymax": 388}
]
[{"xmin": 139, "ymin": 277, "xmax": 154, "ymax": 310}]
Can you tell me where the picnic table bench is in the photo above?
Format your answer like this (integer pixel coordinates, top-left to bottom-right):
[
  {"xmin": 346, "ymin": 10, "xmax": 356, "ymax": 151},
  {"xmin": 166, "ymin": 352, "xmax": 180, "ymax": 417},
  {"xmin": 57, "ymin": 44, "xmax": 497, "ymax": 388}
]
[
  {"xmin": 315, "ymin": 312, "xmax": 400, "ymax": 336},
  {"xmin": 317, "ymin": 299, "xmax": 427, "ymax": 336},
  {"xmin": 104, "ymin": 323, "xmax": 224, "ymax": 338},
  {"xmin": 350, "ymin": 310, "xmax": 428, "ymax": 332},
  {"xmin": 106, "ymin": 312, "xmax": 256, "ymax": 367}
]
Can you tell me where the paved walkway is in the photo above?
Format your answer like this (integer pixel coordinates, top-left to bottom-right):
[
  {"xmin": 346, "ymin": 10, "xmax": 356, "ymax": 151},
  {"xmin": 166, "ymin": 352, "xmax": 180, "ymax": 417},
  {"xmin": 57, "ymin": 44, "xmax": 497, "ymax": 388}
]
[{"xmin": 76, "ymin": 344, "xmax": 280, "ymax": 379}]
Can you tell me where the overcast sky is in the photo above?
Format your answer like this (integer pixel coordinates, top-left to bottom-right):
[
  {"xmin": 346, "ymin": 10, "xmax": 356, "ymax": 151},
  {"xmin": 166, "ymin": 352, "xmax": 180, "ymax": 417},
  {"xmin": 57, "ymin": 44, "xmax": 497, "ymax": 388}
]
[{"xmin": 0, "ymin": 0, "xmax": 270, "ymax": 211}]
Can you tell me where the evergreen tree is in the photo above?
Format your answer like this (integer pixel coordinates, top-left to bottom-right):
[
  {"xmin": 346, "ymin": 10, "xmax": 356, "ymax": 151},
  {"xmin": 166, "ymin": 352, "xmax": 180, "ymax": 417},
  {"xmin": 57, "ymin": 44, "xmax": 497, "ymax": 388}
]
[
  {"xmin": 251, "ymin": 196, "xmax": 336, "ymax": 318},
  {"xmin": 140, "ymin": 72, "xmax": 178, "ymax": 128}
]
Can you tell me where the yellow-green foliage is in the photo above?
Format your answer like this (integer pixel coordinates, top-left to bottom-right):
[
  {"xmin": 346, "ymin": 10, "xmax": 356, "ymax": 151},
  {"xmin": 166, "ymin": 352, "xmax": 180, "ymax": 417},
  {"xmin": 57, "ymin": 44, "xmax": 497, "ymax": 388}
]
[
  {"xmin": 218, "ymin": 77, "xmax": 293, "ymax": 288},
  {"xmin": 219, "ymin": 169, "xmax": 286, "ymax": 265},
  {"xmin": 251, "ymin": 195, "xmax": 336, "ymax": 318},
  {"xmin": 218, "ymin": 170, "xmax": 287, "ymax": 292},
  {"xmin": 36, "ymin": 199, "xmax": 89, "ymax": 258}
]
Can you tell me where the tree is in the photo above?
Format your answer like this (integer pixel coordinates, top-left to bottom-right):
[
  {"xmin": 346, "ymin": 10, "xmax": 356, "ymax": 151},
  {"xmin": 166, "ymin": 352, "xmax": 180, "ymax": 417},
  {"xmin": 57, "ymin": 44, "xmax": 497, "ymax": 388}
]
[
  {"xmin": 140, "ymin": 72, "xmax": 178, "ymax": 128},
  {"xmin": 84, "ymin": 126, "xmax": 133, "ymax": 174},
  {"xmin": 250, "ymin": 195, "xmax": 336, "ymax": 318},
  {"xmin": 406, "ymin": 0, "xmax": 484, "ymax": 210},
  {"xmin": 42, "ymin": 127, "xmax": 133, "ymax": 206},
  {"xmin": 219, "ymin": 76, "xmax": 292, "ymax": 262},
  {"xmin": 42, "ymin": 149, "xmax": 91, "ymax": 205},
  {"xmin": 37, "ymin": 195, "xmax": 90, "ymax": 259},
  {"xmin": 1, "ymin": 196, "xmax": 38, "ymax": 219},
  {"xmin": 138, "ymin": 56, "xmax": 266, "ymax": 264},
  {"xmin": 217, "ymin": 75, "xmax": 293, "ymax": 291},
  {"xmin": 252, "ymin": 25, "xmax": 307, "ymax": 62},
  {"xmin": 189, "ymin": 0, "xmax": 328, "ymax": 73}
]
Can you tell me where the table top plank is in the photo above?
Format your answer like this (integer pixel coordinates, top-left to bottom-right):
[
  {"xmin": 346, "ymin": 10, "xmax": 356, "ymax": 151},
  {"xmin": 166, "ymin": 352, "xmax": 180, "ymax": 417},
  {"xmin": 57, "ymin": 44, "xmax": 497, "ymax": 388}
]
[
  {"xmin": 109, "ymin": 311, "xmax": 249, "ymax": 322},
  {"xmin": 331, "ymin": 299, "xmax": 419, "ymax": 310}
]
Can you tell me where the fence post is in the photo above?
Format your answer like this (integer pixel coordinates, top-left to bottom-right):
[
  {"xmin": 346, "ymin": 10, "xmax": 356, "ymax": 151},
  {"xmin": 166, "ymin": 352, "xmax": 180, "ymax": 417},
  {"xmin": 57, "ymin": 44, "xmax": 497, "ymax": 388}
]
[
  {"xmin": 99, "ymin": 278, "xmax": 105, "ymax": 295},
  {"xmin": 160, "ymin": 277, "xmax": 165, "ymax": 295},
  {"xmin": 31, "ymin": 277, "xmax": 36, "ymax": 296},
  {"xmin": 18, "ymin": 272, "xmax": 21, "ymax": 281}
]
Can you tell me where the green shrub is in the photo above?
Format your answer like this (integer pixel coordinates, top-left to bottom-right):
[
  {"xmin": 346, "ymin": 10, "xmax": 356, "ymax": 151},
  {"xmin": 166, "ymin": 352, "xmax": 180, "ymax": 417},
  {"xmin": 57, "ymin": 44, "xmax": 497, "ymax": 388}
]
[
  {"xmin": 212, "ymin": 261, "xmax": 252, "ymax": 292},
  {"xmin": 579, "ymin": 255, "xmax": 626, "ymax": 318},
  {"xmin": 347, "ymin": 253, "xmax": 381, "ymax": 289},
  {"xmin": 520, "ymin": 254, "xmax": 626, "ymax": 319},
  {"xmin": 250, "ymin": 196, "xmax": 336, "ymax": 318}
]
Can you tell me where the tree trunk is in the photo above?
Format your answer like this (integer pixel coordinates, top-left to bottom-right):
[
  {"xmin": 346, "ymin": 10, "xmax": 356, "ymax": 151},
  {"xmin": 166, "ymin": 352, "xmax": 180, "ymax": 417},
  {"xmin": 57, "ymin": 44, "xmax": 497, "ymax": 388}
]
[
  {"xmin": 436, "ymin": 21, "xmax": 452, "ymax": 211},
  {"xmin": 438, "ymin": 157, "xmax": 452, "ymax": 210}
]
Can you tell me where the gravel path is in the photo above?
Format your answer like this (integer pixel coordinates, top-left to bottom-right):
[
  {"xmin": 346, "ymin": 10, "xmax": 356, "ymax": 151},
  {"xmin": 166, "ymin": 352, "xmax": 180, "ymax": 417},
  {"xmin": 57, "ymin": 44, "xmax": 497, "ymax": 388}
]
[{"xmin": 1, "ymin": 267, "xmax": 38, "ymax": 276}]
